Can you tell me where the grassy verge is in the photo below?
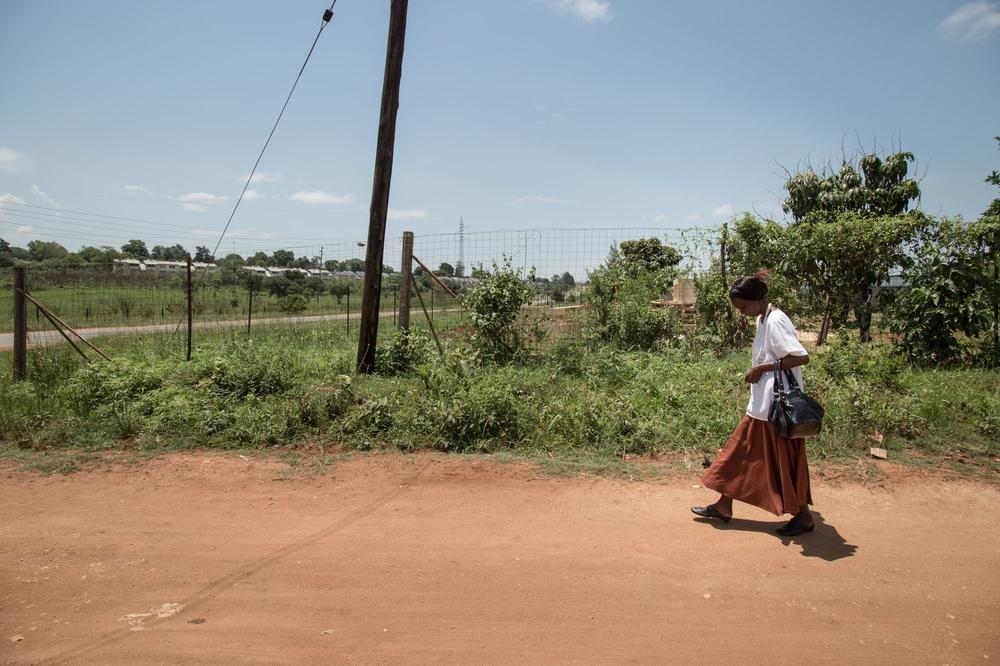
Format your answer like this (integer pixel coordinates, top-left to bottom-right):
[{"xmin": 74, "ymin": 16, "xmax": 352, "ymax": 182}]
[{"xmin": 2, "ymin": 320, "xmax": 998, "ymax": 479}]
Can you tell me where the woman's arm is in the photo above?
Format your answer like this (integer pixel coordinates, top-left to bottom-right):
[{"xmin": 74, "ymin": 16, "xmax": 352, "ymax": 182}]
[{"xmin": 744, "ymin": 354, "xmax": 809, "ymax": 384}]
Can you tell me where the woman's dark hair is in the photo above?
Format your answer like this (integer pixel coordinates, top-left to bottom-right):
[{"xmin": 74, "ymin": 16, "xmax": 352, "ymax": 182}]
[{"xmin": 729, "ymin": 275, "xmax": 768, "ymax": 301}]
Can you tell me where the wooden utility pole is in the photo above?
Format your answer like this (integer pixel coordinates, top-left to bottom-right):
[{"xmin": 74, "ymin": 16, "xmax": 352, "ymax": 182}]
[
  {"xmin": 357, "ymin": 0, "xmax": 409, "ymax": 373},
  {"xmin": 12, "ymin": 267, "xmax": 27, "ymax": 382}
]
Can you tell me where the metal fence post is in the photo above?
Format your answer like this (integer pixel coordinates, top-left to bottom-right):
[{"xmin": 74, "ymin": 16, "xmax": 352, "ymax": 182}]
[
  {"xmin": 13, "ymin": 266, "xmax": 27, "ymax": 382},
  {"xmin": 346, "ymin": 289, "xmax": 351, "ymax": 336}
]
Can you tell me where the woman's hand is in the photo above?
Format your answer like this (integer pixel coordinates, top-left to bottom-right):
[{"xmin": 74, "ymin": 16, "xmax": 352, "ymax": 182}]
[{"xmin": 744, "ymin": 364, "xmax": 770, "ymax": 384}]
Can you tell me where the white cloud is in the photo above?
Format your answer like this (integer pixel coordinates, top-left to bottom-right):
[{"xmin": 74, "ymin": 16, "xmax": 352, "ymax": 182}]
[
  {"xmin": 712, "ymin": 204, "xmax": 735, "ymax": 218},
  {"xmin": 242, "ymin": 189, "xmax": 273, "ymax": 201},
  {"xmin": 241, "ymin": 171, "xmax": 281, "ymax": 184},
  {"xmin": 124, "ymin": 184, "xmax": 154, "ymax": 196},
  {"xmin": 653, "ymin": 213, "xmax": 670, "ymax": 223},
  {"xmin": 16, "ymin": 225, "xmax": 34, "ymax": 234},
  {"xmin": 551, "ymin": 113, "xmax": 566, "ymax": 120},
  {"xmin": 0, "ymin": 147, "xmax": 30, "ymax": 173},
  {"xmin": 177, "ymin": 192, "xmax": 227, "ymax": 212},
  {"xmin": 940, "ymin": 1, "xmax": 1000, "ymax": 39},
  {"xmin": 504, "ymin": 194, "xmax": 570, "ymax": 207},
  {"xmin": 31, "ymin": 185, "xmax": 59, "ymax": 208},
  {"xmin": 178, "ymin": 192, "xmax": 227, "ymax": 205},
  {"xmin": 388, "ymin": 208, "xmax": 429, "ymax": 221},
  {"xmin": 547, "ymin": 0, "xmax": 612, "ymax": 23},
  {"xmin": 290, "ymin": 190, "xmax": 355, "ymax": 205},
  {"xmin": 0, "ymin": 193, "xmax": 27, "ymax": 205}
]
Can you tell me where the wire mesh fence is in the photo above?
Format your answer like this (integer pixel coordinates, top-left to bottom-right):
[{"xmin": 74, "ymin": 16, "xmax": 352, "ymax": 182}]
[{"xmin": 4, "ymin": 226, "xmax": 722, "ymax": 376}]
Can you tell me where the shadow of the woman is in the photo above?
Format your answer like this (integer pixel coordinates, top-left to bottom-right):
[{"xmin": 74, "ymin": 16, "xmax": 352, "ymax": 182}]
[{"xmin": 694, "ymin": 510, "xmax": 857, "ymax": 561}]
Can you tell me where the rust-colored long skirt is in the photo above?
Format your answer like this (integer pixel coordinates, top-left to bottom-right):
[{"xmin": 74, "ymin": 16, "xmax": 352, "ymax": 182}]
[{"xmin": 701, "ymin": 415, "xmax": 812, "ymax": 516}]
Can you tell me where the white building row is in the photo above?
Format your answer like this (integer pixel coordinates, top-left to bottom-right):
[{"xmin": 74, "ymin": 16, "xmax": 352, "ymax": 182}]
[{"xmin": 113, "ymin": 259, "xmax": 218, "ymax": 273}]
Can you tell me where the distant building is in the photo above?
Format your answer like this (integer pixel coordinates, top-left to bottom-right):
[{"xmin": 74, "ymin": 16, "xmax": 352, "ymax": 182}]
[{"xmin": 113, "ymin": 259, "xmax": 218, "ymax": 273}]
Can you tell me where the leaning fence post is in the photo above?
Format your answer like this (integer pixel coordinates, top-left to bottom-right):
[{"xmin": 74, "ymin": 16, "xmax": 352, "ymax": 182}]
[
  {"xmin": 13, "ymin": 266, "xmax": 27, "ymax": 382},
  {"xmin": 186, "ymin": 256, "xmax": 193, "ymax": 361},
  {"xmin": 399, "ymin": 231, "xmax": 413, "ymax": 332}
]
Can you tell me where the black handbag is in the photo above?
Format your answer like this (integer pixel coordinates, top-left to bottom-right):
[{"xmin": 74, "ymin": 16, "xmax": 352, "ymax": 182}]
[{"xmin": 768, "ymin": 360, "xmax": 824, "ymax": 439}]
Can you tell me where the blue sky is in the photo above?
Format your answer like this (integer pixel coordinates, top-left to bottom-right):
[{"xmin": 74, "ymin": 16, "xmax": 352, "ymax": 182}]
[{"xmin": 1, "ymin": 0, "xmax": 998, "ymax": 259}]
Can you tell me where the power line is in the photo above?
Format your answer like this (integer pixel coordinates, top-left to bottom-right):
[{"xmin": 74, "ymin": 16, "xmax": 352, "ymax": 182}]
[
  {"xmin": 0, "ymin": 201, "xmax": 352, "ymax": 245},
  {"xmin": 209, "ymin": 0, "xmax": 339, "ymax": 261}
]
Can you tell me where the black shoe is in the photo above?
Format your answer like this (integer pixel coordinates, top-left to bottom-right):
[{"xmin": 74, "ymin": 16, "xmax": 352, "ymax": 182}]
[
  {"xmin": 776, "ymin": 517, "xmax": 815, "ymax": 536},
  {"xmin": 690, "ymin": 505, "xmax": 731, "ymax": 523}
]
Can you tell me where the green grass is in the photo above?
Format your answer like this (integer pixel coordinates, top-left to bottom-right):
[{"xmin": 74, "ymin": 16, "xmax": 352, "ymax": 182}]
[
  {"xmin": 2, "ymin": 317, "xmax": 998, "ymax": 479},
  {"xmin": 0, "ymin": 278, "xmax": 461, "ymax": 333}
]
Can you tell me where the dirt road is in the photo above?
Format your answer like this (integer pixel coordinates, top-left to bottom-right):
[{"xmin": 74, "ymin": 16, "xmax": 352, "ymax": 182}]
[{"xmin": 2, "ymin": 453, "xmax": 997, "ymax": 664}]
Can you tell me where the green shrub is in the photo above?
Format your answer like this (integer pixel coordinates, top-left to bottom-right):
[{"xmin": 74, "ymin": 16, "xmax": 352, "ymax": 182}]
[
  {"xmin": 435, "ymin": 373, "xmax": 530, "ymax": 451},
  {"xmin": 62, "ymin": 360, "xmax": 166, "ymax": 415},
  {"xmin": 586, "ymin": 240, "xmax": 681, "ymax": 350},
  {"xmin": 278, "ymin": 293, "xmax": 308, "ymax": 313},
  {"xmin": 464, "ymin": 258, "xmax": 535, "ymax": 363},
  {"xmin": 816, "ymin": 334, "xmax": 905, "ymax": 390},
  {"xmin": 886, "ymin": 219, "xmax": 994, "ymax": 366},
  {"xmin": 375, "ymin": 329, "xmax": 431, "ymax": 376},
  {"xmin": 209, "ymin": 341, "xmax": 297, "ymax": 398}
]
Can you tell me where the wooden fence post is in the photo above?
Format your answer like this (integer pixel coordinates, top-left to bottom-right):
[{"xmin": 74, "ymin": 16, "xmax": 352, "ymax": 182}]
[
  {"xmin": 399, "ymin": 231, "xmax": 413, "ymax": 331},
  {"xmin": 186, "ymin": 256, "xmax": 193, "ymax": 361},
  {"xmin": 13, "ymin": 266, "xmax": 27, "ymax": 382},
  {"xmin": 247, "ymin": 279, "xmax": 253, "ymax": 334}
]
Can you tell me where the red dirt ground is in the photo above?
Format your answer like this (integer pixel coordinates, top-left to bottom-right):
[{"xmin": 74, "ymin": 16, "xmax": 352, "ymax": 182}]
[{"xmin": 2, "ymin": 452, "xmax": 998, "ymax": 664}]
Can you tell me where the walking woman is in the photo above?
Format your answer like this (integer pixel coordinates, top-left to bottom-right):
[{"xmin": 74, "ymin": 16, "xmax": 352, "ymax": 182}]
[{"xmin": 691, "ymin": 274, "xmax": 814, "ymax": 536}]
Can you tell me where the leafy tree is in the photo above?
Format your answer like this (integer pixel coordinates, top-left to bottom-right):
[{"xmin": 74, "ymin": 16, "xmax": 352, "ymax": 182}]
[
  {"xmin": 217, "ymin": 253, "xmax": 245, "ymax": 271},
  {"xmin": 618, "ymin": 237, "xmax": 682, "ymax": 276},
  {"xmin": 151, "ymin": 244, "xmax": 188, "ymax": 261},
  {"xmin": 292, "ymin": 256, "xmax": 313, "ymax": 269},
  {"xmin": 886, "ymin": 219, "xmax": 993, "ymax": 366},
  {"xmin": 783, "ymin": 151, "xmax": 920, "ymax": 221},
  {"xmin": 437, "ymin": 262, "xmax": 455, "ymax": 277},
  {"xmin": 782, "ymin": 150, "xmax": 922, "ymax": 341},
  {"xmin": 247, "ymin": 251, "xmax": 269, "ymax": 267},
  {"xmin": 304, "ymin": 276, "xmax": 326, "ymax": 295},
  {"xmin": 121, "ymin": 239, "xmax": 149, "ymax": 259},
  {"xmin": 977, "ymin": 136, "xmax": 1000, "ymax": 363},
  {"xmin": 342, "ymin": 257, "xmax": 365, "ymax": 272},
  {"xmin": 193, "ymin": 246, "xmax": 215, "ymax": 263},
  {"xmin": 560, "ymin": 271, "xmax": 575, "ymax": 287},
  {"xmin": 77, "ymin": 245, "xmax": 121, "ymax": 265},
  {"xmin": 27, "ymin": 240, "xmax": 70, "ymax": 262},
  {"xmin": 329, "ymin": 279, "xmax": 351, "ymax": 304},
  {"xmin": 983, "ymin": 136, "xmax": 1000, "ymax": 219},
  {"xmin": 266, "ymin": 275, "xmax": 304, "ymax": 298},
  {"xmin": 271, "ymin": 249, "xmax": 295, "ymax": 267},
  {"xmin": 586, "ymin": 239, "xmax": 681, "ymax": 349},
  {"xmin": 324, "ymin": 259, "xmax": 342, "ymax": 272},
  {"xmin": 781, "ymin": 212, "xmax": 927, "ymax": 344}
]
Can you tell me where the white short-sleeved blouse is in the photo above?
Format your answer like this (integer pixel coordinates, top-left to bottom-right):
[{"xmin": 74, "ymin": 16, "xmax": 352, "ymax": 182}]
[{"xmin": 746, "ymin": 305, "xmax": 809, "ymax": 421}]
